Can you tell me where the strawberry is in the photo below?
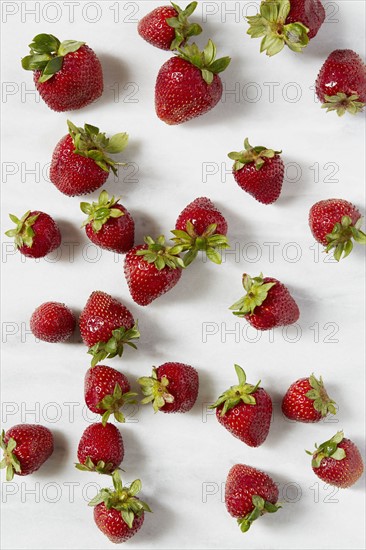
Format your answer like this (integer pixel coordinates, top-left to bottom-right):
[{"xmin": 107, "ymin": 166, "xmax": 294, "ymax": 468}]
[
  {"xmin": 309, "ymin": 199, "xmax": 366, "ymax": 261},
  {"xmin": 5, "ymin": 210, "xmax": 61, "ymax": 259},
  {"xmin": 155, "ymin": 39, "xmax": 231, "ymax": 124},
  {"xmin": 79, "ymin": 291, "xmax": 140, "ymax": 367},
  {"xmin": 230, "ymin": 273, "xmax": 300, "ymax": 330},
  {"xmin": 124, "ymin": 236, "xmax": 184, "ymax": 305},
  {"xmin": 247, "ymin": 0, "xmax": 325, "ymax": 56},
  {"xmin": 76, "ymin": 423, "xmax": 124, "ymax": 475},
  {"xmin": 30, "ymin": 301, "xmax": 76, "ymax": 343},
  {"xmin": 84, "ymin": 365, "xmax": 137, "ymax": 425},
  {"xmin": 50, "ymin": 121, "xmax": 128, "ymax": 197},
  {"xmin": 308, "ymin": 431, "xmax": 364, "ymax": 488},
  {"xmin": 21, "ymin": 33, "xmax": 103, "ymax": 111},
  {"xmin": 138, "ymin": 362, "xmax": 199, "ymax": 413},
  {"xmin": 0, "ymin": 425, "xmax": 53, "ymax": 481},
  {"xmin": 315, "ymin": 50, "xmax": 366, "ymax": 116},
  {"xmin": 81, "ymin": 190, "xmax": 134, "ymax": 254},
  {"xmin": 138, "ymin": 2, "xmax": 202, "ymax": 50},
  {"xmin": 172, "ymin": 197, "xmax": 229, "ymax": 265},
  {"xmin": 282, "ymin": 374, "xmax": 336, "ymax": 423},
  {"xmin": 225, "ymin": 464, "xmax": 280, "ymax": 532},
  {"xmin": 228, "ymin": 138, "xmax": 284, "ymax": 204},
  {"xmin": 209, "ymin": 365, "xmax": 272, "ymax": 447}
]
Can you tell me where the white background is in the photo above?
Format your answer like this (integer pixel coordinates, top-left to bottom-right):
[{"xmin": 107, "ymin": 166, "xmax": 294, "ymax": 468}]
[{"xmin": 1, "ymin": 1, "xmax": 365, "ymax": 549}]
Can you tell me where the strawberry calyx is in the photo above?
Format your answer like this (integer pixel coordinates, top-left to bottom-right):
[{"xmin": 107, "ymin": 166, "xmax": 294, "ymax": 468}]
[
  {"xmin": 88, "ymin": 323, "xmax": 140, "ymax": 368},
  {"xmin": 171, "ymin": 221, "xmax": 230, "ymax": 266},
  {"xmin": 246, "ymin": 0, "xmax": 309, "ymax": 56},
  {"xmin": 21, "ymin": 34, "xmax": 85, "ymax": 82},
  {"xmin": 229, "ymin": 273, "xmax": 276, "ymax": 317},
  {"xmin": 138, "ymin": 368, "xmax": 174, "ymax": 412},
  {"xmin": 177, "ymin": 39, "xmax": 231, "ymax": 85},
  {"xmin": 305, "ymin": 374, "xmax": 337, "ymax": 417},
  {"xmin": 237, "ymin": 495, "xmax": 281, "ymax": 533},
  {"xmin": 80, "ymin": 190, "xmax": 125, "ymax": 233},
  {"xmin": 322, "ymin": 93, "xmax": 366, "ymax": 116},
  {"xmin": 88, "ymin": 470, "xmax": 152, "ymax": 528},
  {"xmin": 96, "ymin": 383, "xmax": 138, "ymax": 426},
  {"xmin": 75, "ymin": 456, "xmax": 116, "ymax": 475},
  {"xmin": 167, "ymin": 1, "xmax": 202, "ymax": 50},
  {"xmin": 5, "ymin": 211, "xmax": 40, "ymax": 249},
  {"xmin": 136, "ymin": 236, "xmax": 186, "ymax": 270},
  {"xmin": 307, "ymin": 431, "xmax": 346, "ymax": 468},
  {"xmin": 325, "ymin": 215, "xmax": 366, "ymax": 261},
  {"xmin": 0, "ymin": 431, "xmax": 21, "ymax": 481},
  {"xmin": 228, "ymin": 138, "xmax": 281, "ymax": 172},
  {"xmin": 67, "ymin": 120, "xmax": 129, "ymax": 175},
  {"xmin": 209, "ymin": 365, "xmax": 260, "ymax": 415}
]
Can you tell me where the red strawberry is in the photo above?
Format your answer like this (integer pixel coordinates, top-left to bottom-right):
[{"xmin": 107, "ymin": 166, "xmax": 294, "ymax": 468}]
[
  {"xmin": 50, "ymin": 121, "xmax": 128, "ymax": 197},
  {"xmin": 84, "ymin": 365, "xmax": 137, "ymax": 425},
  {"xmin": 79, "ymin": 291, "xmax": 140, "ymax": 366},
  {"xmin": 230, "ymin": 273, "xmax": 300, "ymax": 330},
  {"xmin": 172, "ymin": 197, "xmax": 229, "ymax": 265},
  {"xmin": 225, "ymin": 464, "xmax": 280, "ymax": 532},
  {"xmin": 155, "ymin": 39, "xmax": 231, "ymax": 124},
  {"xmin": 282, "ymin": 374, "xmax": 336, "ymax": 423},
  {"xmin": 247, "ymin": 0, "xmax": 325, "ymax": 56},
  {"xmin": 308, "ymin": 431, "xmax": 364, "ymax": 488},
  {"xmin": 21, "ymin": 34, "xmax": 103, "ymax": 111},
  {"xmin": 309, "ymin": 199, "xmax": 366, "ymax": 261},
  {"xmin": 0, "ymin": 425, "xmax": 53, "ymax": 481},
  {"xmin": 90, "ymin": 471, "xmax": 151, "ymax": 543},
  {"xmin": 315, "ymin": 50, "xmax": 366, "ymax": 116},
  {"xmin": 124, "ymin": 236, "xmax": 184, "ymax": 306},
  {"xmin": 5, "ymin": 210, "xmax": 61, "ymax": 258},
  {"xmin": 138, "ymin": 2, "xmax": 202, "ymax": 50},
  {"xmin": 76, "ymin": 423, "xmax": 124, "ymax": 475},
  {"xmin": 30, "ymin": 302, "xmax": 76, "ymax": 343},
  {"xmin": 138, "ymin": 362, "xmax": 199, "ymax": 413},
  {"xmin": 210, "ymin": 365, "xmax": 272, "ymax": 447},
  {"xmin": 81, "ymin": 190, "xmax": 134, "ymax": 254}
]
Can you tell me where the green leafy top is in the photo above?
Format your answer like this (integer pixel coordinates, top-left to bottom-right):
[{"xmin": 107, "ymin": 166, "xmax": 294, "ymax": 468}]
[
  {"xmin": 209, "ymin": 365, "xmax": 261, "ymax": 415},
  {"xmin": 229, "ymin": 273, "xmax": 276, "ymax": 317},
  {"xmin": 21, "ymin": 34, "xmax": 85, "ymax": 82},
  {"xmin": 246, "ymin": 0, "xmax": 309, "ymax": 56},
  {"xmin": 0, "ymin": 431, "xmax": 21, "ymax": 481},
  {"xmin": 138, "ymin": 367, "xmax": 175, "ymax": 412},
  {"xmin": 80, "ymin": 190, "xmax": 125, "ymax": 233},
  {"xmin": 67, "ymin": 120, "xmax": 129, "ymax": 175},
  {"xmin": 136, "ymin": 236, "xmax": 185, "ymax": 270},
  {"xmin": 322, "ymin": 93, "xmax": 366, "ymax": 117},
  {"xmin": 88, "ymin": 323, "xmax": 140, "ymax": 368},
  {"xmin": 5, "ymin": 211, "xmax": 40, "ymax": 249},
  {"xmin": 177, "ymin": 39, "xmax": 231, "ymax": 84},
  {"xmin": 88, "ymin": 470, "xmax": 152, "ymax": 529},
  {"xmin": 171, "ymin": 221, "xmax": 230, "ymax": 266},
  {"xmin": 305, "ymin": 374, "xmax": 337, "ymax": 418},
  {"xmin": 237, "ymin": 495, "xmax": 281, "ymax": 533},
  {"xmin": 325, "ymin": 215, "xmax": 366, "ymax": 261},
  {"xmin": 75, "ymin": 456, "xmax": 117, "ymax": 475},
  {"xmin": 167, "ymin": 1, "xmax": 202, "ymax": 50},
  {"xmin": 228, "ymin": 138, "xmax": 281, "ymax": 172},
  {"xmin": 307, "ymin": 431, "xmax": 346, "ymax": 469},
  {"xmin": 96, "ymin": 383, "xmax": 137, "ymax": 426}
]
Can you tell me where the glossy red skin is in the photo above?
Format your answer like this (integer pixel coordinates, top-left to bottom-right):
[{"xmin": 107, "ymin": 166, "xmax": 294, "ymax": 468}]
[
  {"xmin": 84, "ymin": 365, "xmax": 131, "ymax": 414},
  {"xmin": 94, "ymin": 502, "xmax": 144, "ymax": 543},
  {"xmin": 79, "ymin": 291, "xmax": 135, "ymax": 347},
  {"xmin": 155, "ymin": 57, "xmax": 223, "ymax": 125},
  {"xmin": 282, "ymin": 378, "xmax": 322, "ymax": 422},
  {"xmin": 313, "ymin": 438, "xmax": 364, "ymax": 488},
  {"xmin": 216, "ymin": 388, "xmax": 272, "ymax": 447},
  {"xmin": 30, "ymin": 302, "xmax": 76, "ymax": 343},
  {"xmin": 85, "ymin": 204, "xmax": 135, "ymax": 254},
  {"xmin": 34, "ymin": 44, "xmax": 103, "ymax": 112},
  {"xmin": 225, "ymin": 464, "xmax": 279, "ymax": 518},
  {"xmin": 124, "ymin": 245, "xmax": 182, "ymax": 306},
  {"xmin": 156, "ymin": 363, "xmax": 199, "ymax": 413},
  {"xmin": 138, "ymin": 6, "xmax": 177, "ymax": 50},
  {"xmin": 175, "ymin": 197, "xmax": 228, "ymax": 235},
  {"xmin": 4, "ymin": 424, "xmax": 53, "ymax": 476},
  {"xmin": 77, "ymin": 423, "xmax": 124, "ymax": 471},
  {"xmin": 315, "ymin": 49, "xmax": 366, "ymax": 103},
  {"xmin": 233, "ymin": 156, "xmax": 284, "ymax": 205},
  {"xmin": 309, "ymin": 199, "xmax": 361, "ymax": 245},
  {"xmin": 18, "ymin": 211, "xmax": 61, "ymax": 258},
  {"xmin": 286, "ymin": 0, "xmax": 325, "ymax": 39}
]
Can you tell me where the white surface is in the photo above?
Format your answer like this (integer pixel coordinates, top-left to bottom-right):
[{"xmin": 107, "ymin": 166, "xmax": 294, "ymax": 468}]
[{"xmin": 1, "ymin": 1, "xmax": 365, "ymax": 549}]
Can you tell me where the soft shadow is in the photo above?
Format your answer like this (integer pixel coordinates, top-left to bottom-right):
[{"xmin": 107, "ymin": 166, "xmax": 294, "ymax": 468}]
[
  {"xmin": 33, "ymin": 429, "xmax": 69, "ymax": 478},
  {"xmin": 132, "ymin": 209, "xmax": 164, "ymax": 243}
]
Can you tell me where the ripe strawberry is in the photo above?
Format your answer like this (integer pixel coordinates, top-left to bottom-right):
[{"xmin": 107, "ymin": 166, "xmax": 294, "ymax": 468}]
[
  {"xmin": 124, "ymin": 236, "xmax": 184, "ymax": 306},
  {"xmin": 282, "ymin": 374, "xmax": 336, "ymax": 423},
  {"xmin": 155, "ymin": 39, "xmax": 231, "ymax": 124},
  {"xmin": 247, "ymin": 0, "xmax": 325, "ymax": 56},
  {"xmin": 209, "ymin": 365, "xmax": 272, "ymax": 447},
  {"xmin": 172, "ymin": 197, "xmax": 229, "ymax": 265},
  {"xmin": 138, "ymin": 2, "xmax": 202, "ymax": 50},
  {"xmin": 230, "ymin": 273, "xmax": 300, "ymax": 330},
  {"xmin": 138, "ymin": 362, "xmax": 199, "ymax": 413},
  {"xmin": 50, "ymin": 121, "xmax": 128, "ymax": 197},
  {"xmin": 81, "ymin": 190, "xmax": 134, "ymax": 254},
  {"xmin": 225, "ymin": 464, "xmax": 280, "ymax": 532},
  {"xmin": 308, "ymin": 431, "xmax": 364, "ymax": 488},
  {"xmin": 0, "ymin": 425, "xmax": 53, "ymax": 481},
  {"xmin": 76, "ymin": 423, "xmax": 124, "ymax": 475},
  {"xmin": 84, "ymin": 365, "xmax": 137, "ymax": 425},
  {"xmin": 30, "ymin": 302, "xmax": 76, "ymax": 343},
  {"xmin": 316, "ymin": 50, "xmax": 366, "ymax": 116},
  {"xmin": 21, "ymin": 33, "xmax": 103, "ymax": 111},
  {"xmin": 309, "ymin": 199, "xmax": 366, "ymax": 261},
  {"xmin": 90, "ymin": 471, "xmax": 151, "ymax": 543},
  {"xmin": 79, "ymin": 291, "xmax": 140, "ymax": 366},
  {"xmin": 5, "ymin": 210, "xmax": 61, "ymax": 258},
  {"xmin": 228, "ymin": 138, "xmax": 284, "ymax": 204}
]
